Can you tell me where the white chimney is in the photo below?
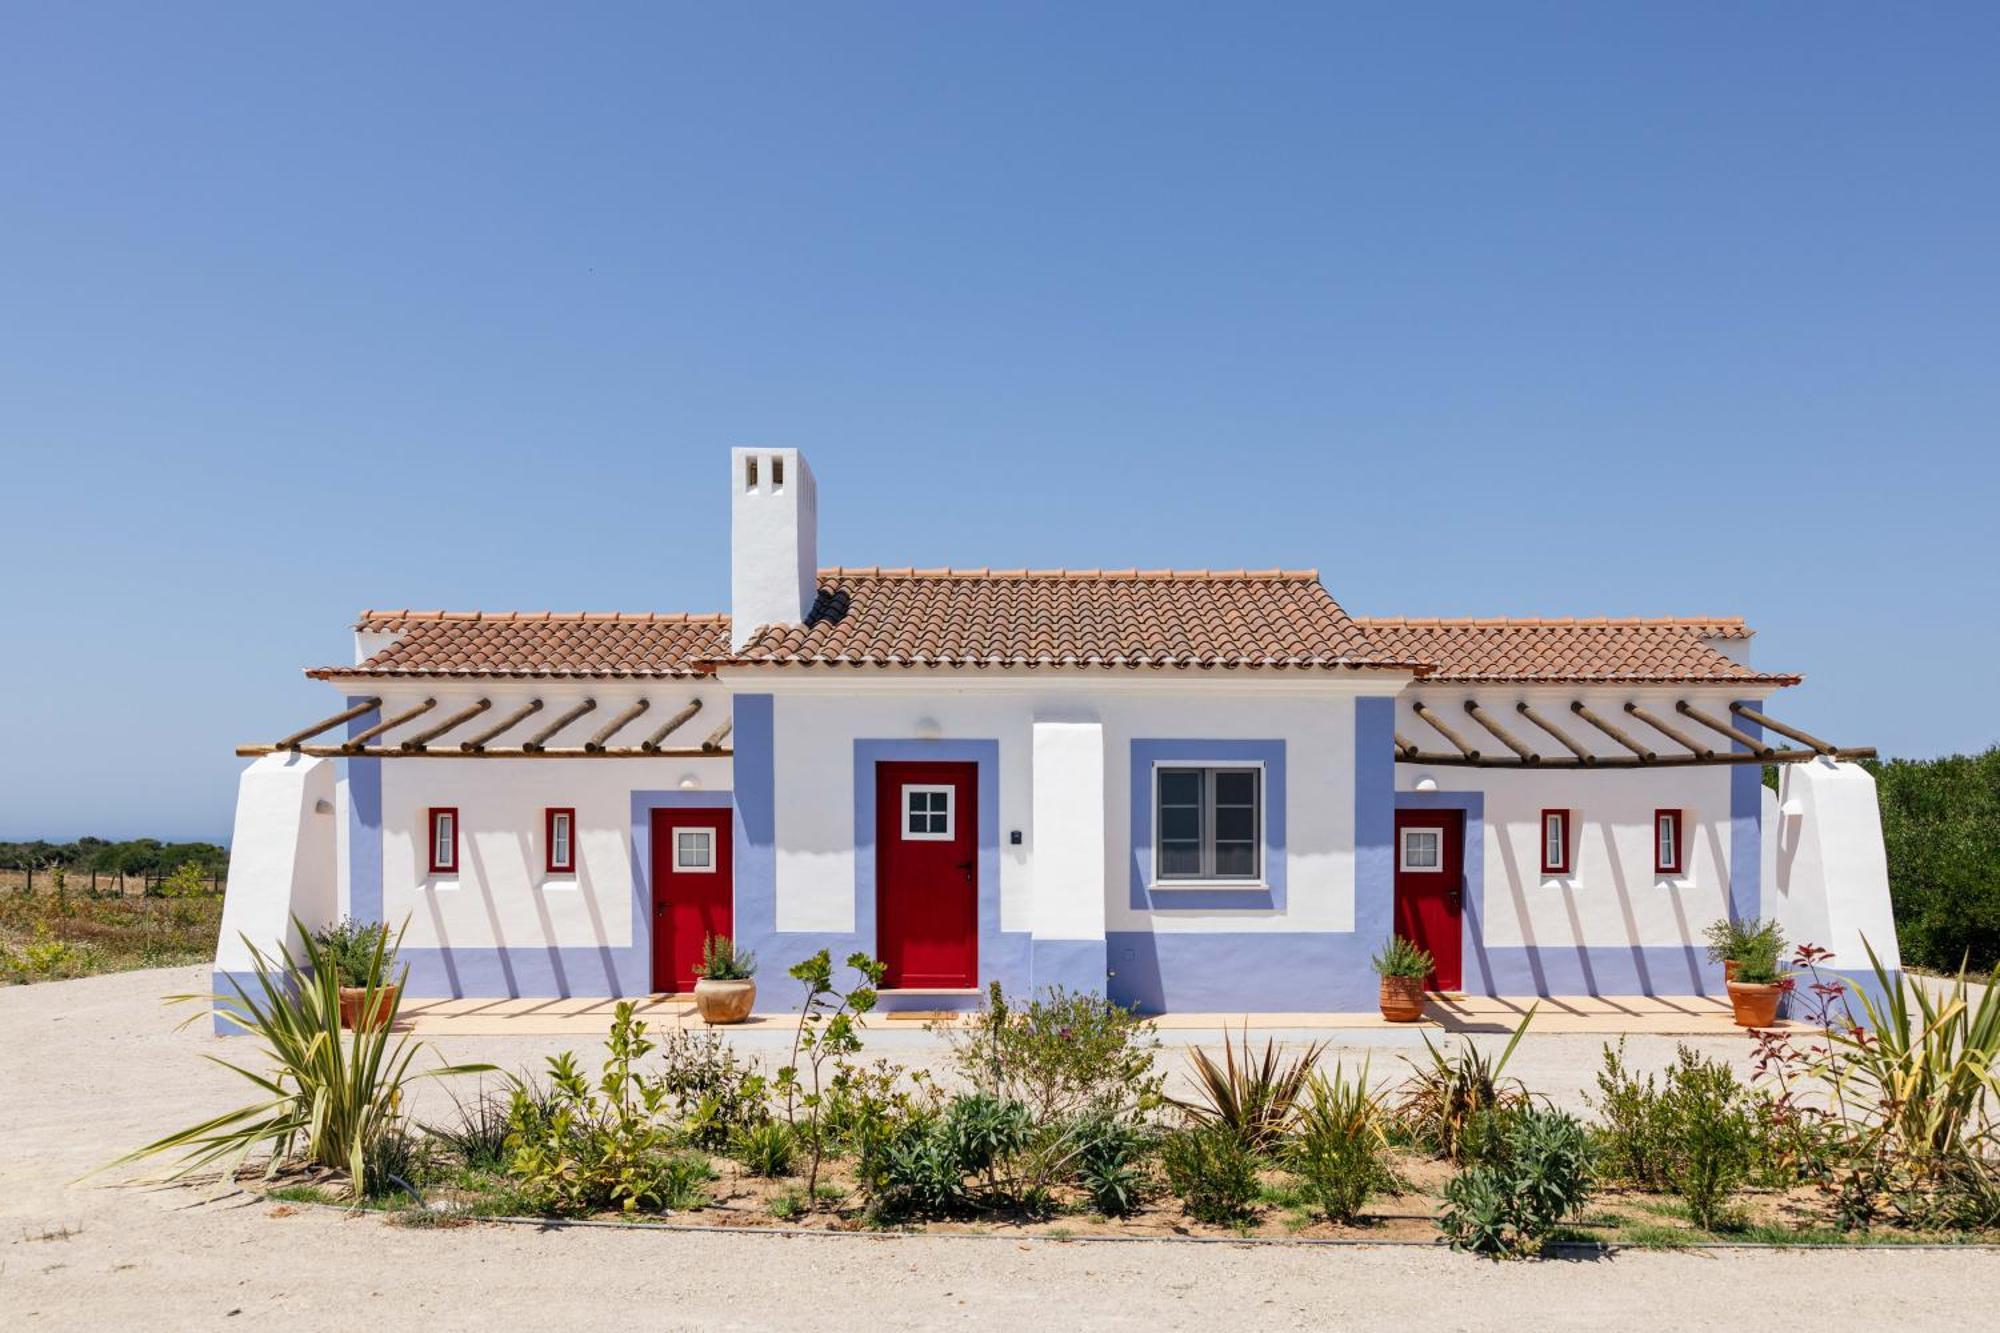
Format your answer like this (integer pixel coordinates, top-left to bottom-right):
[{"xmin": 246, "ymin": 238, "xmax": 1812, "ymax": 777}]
[{"xmin": 730, "ymin": 447, "xmax": 818, "ymax": 652}]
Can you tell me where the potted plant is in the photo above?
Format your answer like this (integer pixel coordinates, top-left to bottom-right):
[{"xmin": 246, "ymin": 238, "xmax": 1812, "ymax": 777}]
[
  {"xmin": 312, "ymin": 918, "xmax": 399, "ymax": 1029},
  {"xmin": 1724, "ymin": 936, "xmax": 1787, "ymax": 1028},
  {"xmin": 1372, "ymin": 935, "xmax": 1433, "ymax": 1022},
  {"xmin": 1703, "ymin": 917, "xmax": 1786, "ymax": 986},
  {"xmin": 692, "ymin": 933, "xmax": 757, "ymax": 1024}
]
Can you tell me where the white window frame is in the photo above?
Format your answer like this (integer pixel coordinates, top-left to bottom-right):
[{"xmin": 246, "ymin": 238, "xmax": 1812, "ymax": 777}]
[
  {"xmin": 1399, "ymin": 826, "xmax": 1444, "ymax": 873},
  {"xmin": 1151, "ymin": 763, "xmax": 1264, "ymax": 885},
  {"xmin": 901, "ymin": 784, "xmax": 956, "ymax": 841},
  {"xmin": 672, "ymin": 826, "xmax": 717, "ymax": 873}
]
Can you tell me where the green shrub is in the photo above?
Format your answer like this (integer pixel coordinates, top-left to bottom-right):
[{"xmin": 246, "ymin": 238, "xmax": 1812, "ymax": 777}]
[
  {"xmin": 655, "ymin": 1029, "xmax": 768, "ymax": 1149},
  {"xmin": 1288, "ymin": 1062, "xmax": 1395, "ymax": 1224},
  {"xmin": 1071, "ymin": 1113, "xmax": 1149, "ymax": 1217},
  {"xmin": 1396, "ymin": 1008, "xmax": 1536, "ymax": 1162},
  {"xmin": 1160, "ymin": 1122, "xmax": 1260, "ymax": 1224},
  {"xmin": 1660, "ymin": 1049, "xmax": 1757, "ymax": 1229},
  {"xmin": 1437, "ymin": 1107, "xmax": 1594, "ymax": 1257},
  {"xmin": 1868, "ymin": 747, "xmax": 2000, "ymax": 973},
  {"xmin": 942, "ymin": 1092, "xmax": 1035, "ymax": 1189},
  {"xmin": 1590, "ymin": 1041, "xmax": 1673, "ymax": 1189},
  {"xmin": 731, "ymin": 1120, "xmax": 797, "ymax": 1177},
  {"xmin": 425, "ymin": 1086, "xmax": 517, "ymax": 1173},
  {"xmin": 936, "ymin": 983, "xmax": 1163, "ymax": 1123},
  {"xmin": 695, "ymin": 933, "xmax": 757, "ymax": 980},
  {"xmin": 870, "ymin": 1116, "xmax": 970, "ymax": 1221},
  {"xmin": 310, "ymin": 918, "xmax": 396, "ymax": 988},
  {"xmin": 1372, "ymin": 935, "xmax": 1433, "ymax": 979},
  {"xmin": 1168, "ymin": 1028, "xmax": 1324, "ymax": 1154}
]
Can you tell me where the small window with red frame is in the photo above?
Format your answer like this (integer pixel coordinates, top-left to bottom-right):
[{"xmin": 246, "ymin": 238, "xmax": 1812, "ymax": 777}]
[
  {"xmin": 427, "ymin": 807, "xmax": 459, "ymax": 875},
  {"xmin": 546, "ymin": 807, "xmax": 576, "ymax": 875},
  {"xmin": 1655, "ymin": 809, "xmax": 1684, "ymax": 877},
  {"xmin": 1540, "ymin": 809, "xmax": 1572, "ymax": 876}
]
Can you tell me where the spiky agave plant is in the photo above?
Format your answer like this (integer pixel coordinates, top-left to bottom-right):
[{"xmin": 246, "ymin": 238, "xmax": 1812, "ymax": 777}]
[
  {"xmin": 1167, "ymin": 1024, "xmax": 1325, "ymax": 1154},
  {"xmin": 99, "ymin": 917, "xmax": 492, "ymax": 1199},
  {"xmin": 1395, "ymin": 1004, "xmax": 1537, "ymax": 1162}
]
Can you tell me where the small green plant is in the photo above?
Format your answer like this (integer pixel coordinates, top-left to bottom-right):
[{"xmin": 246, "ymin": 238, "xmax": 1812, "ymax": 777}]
[
  {"xmin": 935, "ymin": 983, "xmax": 1164, "ymax": 1123},
  {"xmin": 1288, "ymin": 1060, "xmax": 1396, "ymax": 1224},
  {"xmin": 425, "ymin": 1085, "xmax": 519, "ymax": 1174},
  {"xmin": 1160, "ymin": 1121, "xmax": 1260, "ymax": 1224},
  {"xmin": 655, "ymin": 1029, "xmax": 769, "ymax": 1149},
  {"xmin": 871, "ymin": 1114, "xmax": 970, "ymax": 1221},
  {"xmin": 1589, "ymin": 1041, "xmax": 1673, "ymax": 1190},
  {"xmin": 1396, "ymin": 1006, "xmax": 1537, "ymax": 1162},
  {"xmin": 310, "ymin": 918, "xmax": 396, "ymax": 988},
  {"xmin": 1168, "ymin": 1026, "xmax": 1324, "ymax": 1154},
  {"xmin": 23, "ymin": 922, "xmax": 76, "ymax": 975},
  {"xmin": 1659, "ymin": 1048, "xmax": 1757, "ymax": 1230},
  {"xmin": 731, "ymin": 1120, "xmax": 797, "ymax": 1178},
  {"xmin": 1372, "ymin": 935, "xmax": 1434, "ymax": 979},
  {"xmin": 101, "ymin": 918, "xmax": 490, "ymax": 1199},
  {"xmin": 160, "ymin": 862, "xmax": 211, "ymax": 900},
  {"xmin": 776, "ymin": 949, "xmax": 885, "ymax": 1201},
  {"xmin": 1437, "ymin": 1106, "xmax": 1594, "ymax": 1257},
  {"xmin": 1703, "ymin": 916, "xmax": 1786, "ymax": 969},
  {"xmin": 695, "ymin": 933, "xmax": 757, "ymax": 981},
  {"xmin": 1072, "ymin": 1113, "xmax": 1148, "ymax": 1217}
]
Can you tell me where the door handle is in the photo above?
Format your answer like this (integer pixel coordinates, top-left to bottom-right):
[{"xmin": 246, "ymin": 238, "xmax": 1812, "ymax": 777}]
[{"xmin": 955, "ymin": 859, "xmax": 975, "ymax": 883}]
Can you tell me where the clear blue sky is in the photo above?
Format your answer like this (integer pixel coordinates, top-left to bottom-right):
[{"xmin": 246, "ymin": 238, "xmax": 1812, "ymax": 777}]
[{"xmin": 4, "ymin": 4, "xmax": 1996, "ymax": 840}]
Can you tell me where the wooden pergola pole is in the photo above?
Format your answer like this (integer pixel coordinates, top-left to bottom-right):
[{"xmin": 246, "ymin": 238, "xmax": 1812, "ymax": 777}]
[
  {"xmin": 585, "ymin": 698, "xmax": 652, "ymax": 752},
  {"xmin": 461, "ymin": 698, "xmax": 544, "ymax": 752},
  {"xmin": 275, "ymin": 697, "xmax": 380, "ymax": 750},
  {"xmin": 401, "ymin": 698, "xmax": 493, "ymax": 751},
  {"xmin": 1464, "ymin": 700, "xmax": 1538, "ymax": 763},
  {"xmin": 343, "ymin": 697, "xmax": 438, "ymax": 749},
  {"xmin": 1570, "ymin": 701, "xmax": 1655, "ymax": 762},
  {"xmin": 523, "ymin": 699, "xmax": 597, "ymax": 752},
  {"xmin": 1729, "ymin": 702, "xmax": 1836, "ymax": 755},
  {"xmin": 641, "ymin": 698, "xmax": 704, "ymax": 752},
  {"xmin": 1676, "ymin": 700, "xmax": 1774, "ymax": 757},
  {"xmin": 1623, "ymin": 702, "xmax": 1715, "ymax": 759},
  {"xmin": 1411, "ymin": 700, "xmax": 1481, "ymax": 761},
  {"xmin": 1393, "ymin": 731, "xmax": 1422, "ymax": 760},
  {"xmin": 701, "ymin": 718, "xmax": 734, "ymax": 753},
  {"xmin": 1515, "ymin": 702, "xmax": 1595, "ymax": 763}
]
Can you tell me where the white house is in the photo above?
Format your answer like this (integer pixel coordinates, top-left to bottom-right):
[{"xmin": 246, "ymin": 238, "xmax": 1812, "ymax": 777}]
[{"xmin": 218, "ymin": 448, "xmax": 1896, "ymax": 1018}]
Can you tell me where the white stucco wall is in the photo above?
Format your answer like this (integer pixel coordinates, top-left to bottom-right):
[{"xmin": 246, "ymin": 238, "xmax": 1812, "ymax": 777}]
[
  {"xmin": 1393, "ymin": 687, "xmax": 1755, "ymax": 952},
  {"xmin": 369, "ymin": 684, "xmax": 731, "ymax": 951},
  {"xmin": 216, "ymin": 752, "xmax": 338, "ymax": 972}
]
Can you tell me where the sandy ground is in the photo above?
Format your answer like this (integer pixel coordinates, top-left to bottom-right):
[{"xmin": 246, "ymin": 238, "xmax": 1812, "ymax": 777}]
[{"xmin": 5, "ymin": 968, "xmax": 1997, "ymax": 1331}]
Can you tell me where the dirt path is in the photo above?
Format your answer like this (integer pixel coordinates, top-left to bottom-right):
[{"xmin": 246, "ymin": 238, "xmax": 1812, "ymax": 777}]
[{"xmin": 4, "ymin": 967, "xmax": 1995, "ymax": 1331}]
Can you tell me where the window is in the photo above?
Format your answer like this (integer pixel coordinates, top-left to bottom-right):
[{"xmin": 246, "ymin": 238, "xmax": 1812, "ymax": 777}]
[
  {"xmin": 1540, "ymin": 808, "xmax": 1571, "ymax": 876},
  {"xmin": 1156, "ymin": 767, "xmax": 1262, "ymax": 881},
  {"xmin": 427, "ymin": 807, "xmax": 458, "ymax": 875},
  {"xmin": 545, "ymin": 807, "xmax": 575, "ymax": 874},
  {"xmin": 673, "ymin": 827, "xmax": 715, "ymax": 872},
  {"xmin": 1400, "ymin": 827, "xmax": 1443, "ymax": 872},
  {"xmin": 1655, "ymin": 809, "xmax": 1684, "ymax": 876},
  {"xmin": 902, "ymin": 784, "xmax": 954, "ymax": 840}
]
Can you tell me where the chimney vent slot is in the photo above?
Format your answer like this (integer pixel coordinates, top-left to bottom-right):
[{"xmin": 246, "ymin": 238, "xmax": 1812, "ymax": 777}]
[
  {"xmin": 771, "ymin": 455, "xmax": 785, "ymax": 489},
  {"xmin": 744, "ymin": 455, "xmax": 758, "ymax": 491}
]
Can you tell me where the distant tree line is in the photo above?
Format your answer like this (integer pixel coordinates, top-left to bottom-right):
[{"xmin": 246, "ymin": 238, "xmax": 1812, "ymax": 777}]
[
  {"xmin": 0, "ymin": 837, "xmax": 228, "ymax": 877},
  {"xmin": 1866, "ymin": 747, "xmax": 2000, "ymax": 975}
]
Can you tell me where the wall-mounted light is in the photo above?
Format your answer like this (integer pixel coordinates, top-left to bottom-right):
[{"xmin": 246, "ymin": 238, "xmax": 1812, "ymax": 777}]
[
  {"xmin": 1414, "ymin": 774, "xmax": 1438, "ymax": 793},
  {"xmin": 679, "ymin": 774, "xmax": 702, "ymax": 791},
  {"xmin": 314, "ymin": 798, "xmax": 335, "ymax": 815},
  {"xmin": 914, "ymin": 717, "xmax": 943, "ymax": 740}
]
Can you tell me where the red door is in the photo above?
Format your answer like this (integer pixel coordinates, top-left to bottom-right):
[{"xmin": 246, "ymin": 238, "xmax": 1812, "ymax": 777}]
[
  {"xmin": 650, "ymin": 808, "xmax": 733, "ymax": 993},
  {"xmin": 1392, "ymin": 809, "xmax": 1464, "ymax": 992},
  {"xmin": 876, "ymin": 761, "xmax": 977, "ymax": 989}
]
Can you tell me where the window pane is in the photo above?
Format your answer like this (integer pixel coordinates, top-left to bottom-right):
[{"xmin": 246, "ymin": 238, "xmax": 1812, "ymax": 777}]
[
  {"xmin": 1214, "ymin": 804, "xmax": 1255, "ymax": 843},
  {"xmin": 1213, "ymin": 770, "xmax": 1257, "ymax": 807},
  {"xmin": 1544, "ymin": 815, "xmax": 1563, "ymax": 868},
  {"xmin": 1160, "ymin": 805, "xmax": 1202, "ymax": 843},
  {"xmin": 1158, "ymin": 770, "xmax": 1202, "ymax": 805},
  {"xmin": 1213, "ymin": 841, "xmax": 1257, "ymax": 878},
  {"xmin": 1404, "ymin": 830, "xmax": 1438, "ymax": 869},
  {"xmin": 1159, "ymin": 841, "xmax": 1203, "ymax": 878}
]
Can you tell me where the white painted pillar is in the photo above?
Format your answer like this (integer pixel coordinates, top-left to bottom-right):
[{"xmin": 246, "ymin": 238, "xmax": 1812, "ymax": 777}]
[
  {"xmin": 1768, "ymin": 759, "xmax": 1901, "ymax": 1003},
  {"xmin": 213, "ymin": 753, "xmax": 339, "ymax": 1030},
  {"xmin": 1029, "ymin": 721, "xmax": 1109, "ymax": 993}
]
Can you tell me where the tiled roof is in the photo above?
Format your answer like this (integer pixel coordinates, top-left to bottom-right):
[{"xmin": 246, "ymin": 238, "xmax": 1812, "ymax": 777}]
[
  {"xmin": 723, "ymin": 568, "xmax": 1427, "ymax": 672},
  {"xmin": 1349, "ymin": 616, "xmax": 1800, "ymax": 686},
  {"xmin": 308, "ymin": 611, "xmax": 729, "ymax": 679}
]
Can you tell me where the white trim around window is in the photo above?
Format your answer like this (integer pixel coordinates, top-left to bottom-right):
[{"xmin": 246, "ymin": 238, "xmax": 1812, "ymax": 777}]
[
  {"xmin": 1152, "ymin": 762, "xmax": 1264, "ymax": 885},
  {"xmin": 901, "ymin": 784, "xmax": 955, "ymax": 841}
]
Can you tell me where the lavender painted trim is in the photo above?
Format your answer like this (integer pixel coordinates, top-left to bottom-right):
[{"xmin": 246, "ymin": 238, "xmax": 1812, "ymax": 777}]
[
  {"xmin": 1127, "ymin": 739, "xmax": 1286, "ymax": 911},
  {"xmin": 1031, "ymin": 937, "xmax": 1108, "ymax": 996},
  {"xmin": 211, "ymin": 969, "xmax": 264, "ymax": 1036},
  {"xmin": 1730, "ymin": 702, "xmax": 1764, "ymax": 925},
  {"xmin": 1107, "ymin": 931, "xmax": 1377, "ymax": 1012},
  {"xmin": 346, "ymin": 696, "xmax": 382, "ymax": 926},
  {"xmin": 1353, "ymin": 697, "xmax": 1397, "ymax": 958}
]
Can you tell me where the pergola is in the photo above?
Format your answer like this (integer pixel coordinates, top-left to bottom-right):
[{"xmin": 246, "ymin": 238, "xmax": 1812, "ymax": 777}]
[
  {"xmin": 235, "ymin": 695, "xmax": 732, "ymax": 760},
  {"xmin": 1396, "ymin": 698, "xmax": 1873, "ymax": 770}
]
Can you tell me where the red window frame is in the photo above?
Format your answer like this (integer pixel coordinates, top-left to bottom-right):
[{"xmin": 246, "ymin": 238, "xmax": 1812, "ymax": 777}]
[
  {"xmin": 427, "ymin": 806, "xmax": 459, "ymax": 875},
  {"xmin": 1654, "ymin": 808, "xmax": 1684, "ymax": 877},
  {"xmin": 545, "ymin": 807, "xmax": 576, "ymax": 874},
  {"xmin": 1540, "ymin": 808, "xmax": 1572, "ymax": 876}
]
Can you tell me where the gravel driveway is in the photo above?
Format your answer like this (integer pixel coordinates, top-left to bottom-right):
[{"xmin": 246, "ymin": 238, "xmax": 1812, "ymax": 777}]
[{"xmin": 4, "ymin": 966, "xmax": 1995, "ymax": 1331}]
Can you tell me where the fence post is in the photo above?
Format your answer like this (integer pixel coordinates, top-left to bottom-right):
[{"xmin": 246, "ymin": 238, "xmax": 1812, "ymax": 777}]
[{"xmin": 25, "ymin": 864, "xmax": 32, "ymax": 894}]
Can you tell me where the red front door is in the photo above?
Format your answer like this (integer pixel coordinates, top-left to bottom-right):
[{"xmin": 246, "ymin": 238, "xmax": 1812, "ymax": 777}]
[
  {"xmin": 650, "ymin": 808, "xmax": 733, "ymax": 993},
  {"xmin": 876, "ymin": 760, "xmax": 978, "ymax": 989},
  {"xmin": 1393, "ymin": 809, "xmax": 1464, "ymax": 992}
]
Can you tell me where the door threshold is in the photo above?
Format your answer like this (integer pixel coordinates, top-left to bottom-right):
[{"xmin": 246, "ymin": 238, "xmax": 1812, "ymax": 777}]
[{"xmin": 877, "ymin": 987, "xmax": 981, "ymax": 996}]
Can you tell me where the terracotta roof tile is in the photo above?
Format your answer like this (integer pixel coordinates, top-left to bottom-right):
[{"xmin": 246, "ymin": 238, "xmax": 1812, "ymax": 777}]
[
  {"xmin": 722, "ymin": 568, "xmax": 1423, "ymax": 672},
  {"xmin": 1350, "ymin": 616, "xmax": 1800, "ymax": 686},
  {"xmin": 308, "ymin": 611, "xmax": 729, "ymax": 679}
]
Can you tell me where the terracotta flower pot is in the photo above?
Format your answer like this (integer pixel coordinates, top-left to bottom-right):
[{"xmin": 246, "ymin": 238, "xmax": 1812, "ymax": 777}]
[
  {"xmin": 1378, "ymin": 975, "xmax": 1427, "ymax": 1023},
  {"xmin": 1725, "ymin": 980, "xmax": 1781, "ymax": 1028},
  {"xmin": 1723, "ymin": 959, "xmax": 1740, "ymax": 983},
  {"xmin": 694, "ymin": 977, "xmax": 756, "ymax": 1025},
  {"xmin": 338, "ymin": 983, "xmax": 398, "ymax": 1030}
]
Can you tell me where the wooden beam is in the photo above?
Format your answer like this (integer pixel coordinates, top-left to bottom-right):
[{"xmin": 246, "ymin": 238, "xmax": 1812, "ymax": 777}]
[
  {"xmin": 586, "ymin": 698, "xmax": 651, "ymax": 752},
  {"xmin": 1464, "ymin": 700, "xmax": 1538, "ymax": 763},
  {"xmin": 1392, "ymin": 745, "xmax": 1875, "ymax": 771},
  {"xmin": 641, "ymin": 698, "xmax": 704, "ymax": 752},
  {"xmin": 1730, "ymin": 702, "xmax": 1837, "ymax": 755},
  {"xmin": 523, "ymin": 699, "xmax": 597, "ymax": 752},
  {"xmin": 1515, "ymin": 702, "xmax": 1594, "ymax": 763},
  {"xmin": 1676, "ymin": 700, "xmax": 1774, "ymax": 757},
  {"xmin": 701, "ymin": 718, "xmax": 733, "ymax": 753},
  {"xmin": 274, "ymin": 697, "xmax": 381, "ymax": 750},
  {"xmin": 237, "ymin": 744, "xmax": 732, "ymax": 760},
  {"xmin": 1570, "ymin": 701, "xmax": 1655, "ymax": 761},
  {"xmin": 1411, "ymin": 700, "xmax": 1480, "ymax": 760},
  {"xmin": 344, "ymin": 697, "xmax": 437, "ymax": 748},
  {"xmin": 461, "ymin": 698, "xmax": 544, "ymax": 751},
  {"xmin": 1393, "ymin": 731, "xmax": 1422, "ymax": 760},
  {"xmin": 401, "ymin": 698, "xmax": 492, "ymax": 751},
  {"xmin": 1623, "ymin": 702, "xmax": 1714, "ymax": 759}
]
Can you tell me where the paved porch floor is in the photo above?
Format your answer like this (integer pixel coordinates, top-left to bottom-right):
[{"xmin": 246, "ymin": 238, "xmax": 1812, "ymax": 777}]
[{"xmin": 395, "ymin": 991, "xmax": 1788, "ymax": 1038}]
